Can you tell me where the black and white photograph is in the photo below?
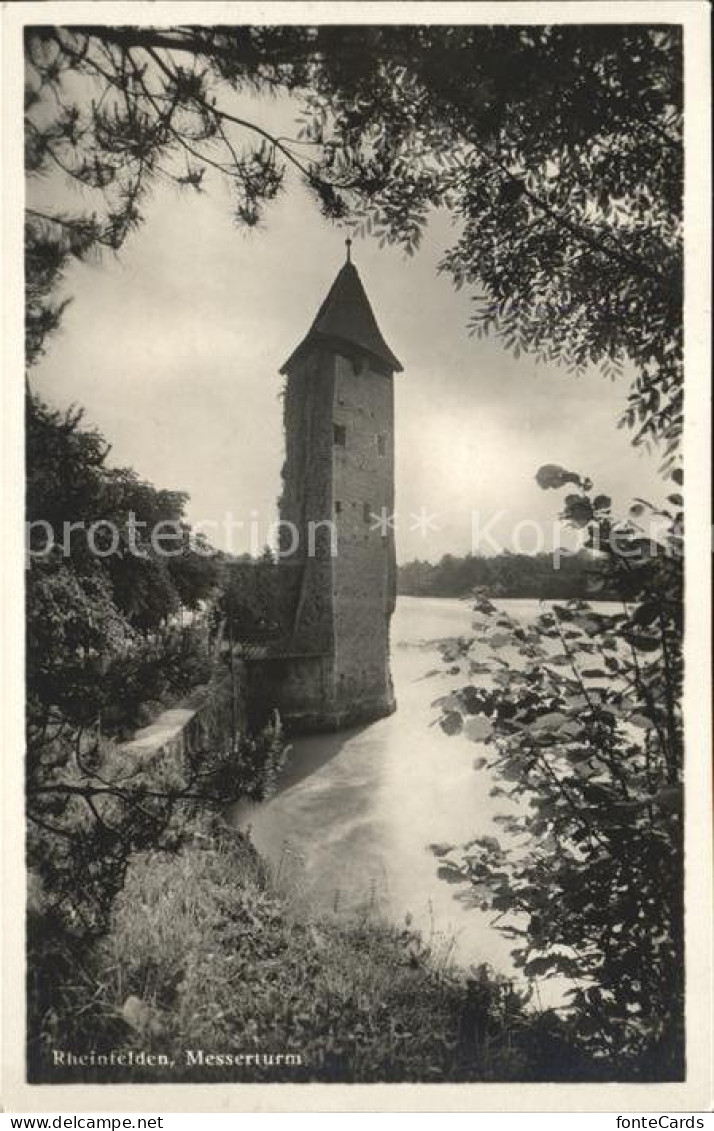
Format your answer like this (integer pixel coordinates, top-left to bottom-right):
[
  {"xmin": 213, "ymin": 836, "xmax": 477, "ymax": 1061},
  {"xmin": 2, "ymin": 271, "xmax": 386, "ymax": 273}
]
[{"xmin": 2, "ymin": 0, "xmax": 712, "ymax": 1114}]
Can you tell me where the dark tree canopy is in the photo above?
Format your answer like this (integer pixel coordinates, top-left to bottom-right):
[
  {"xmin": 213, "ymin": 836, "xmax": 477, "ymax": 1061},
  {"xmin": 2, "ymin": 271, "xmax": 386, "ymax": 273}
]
[
  {"xmin": 25, "ymin": 24, "xmax": 682, "ymax": 462},
  {"xmin": 26, "ymin": 391, "xmax": 220, "ymax": 672}
]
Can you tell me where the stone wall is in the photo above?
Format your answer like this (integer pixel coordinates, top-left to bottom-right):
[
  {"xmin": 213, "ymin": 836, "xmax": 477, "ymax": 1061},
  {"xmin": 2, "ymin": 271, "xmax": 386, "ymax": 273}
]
[
  {"xmin": 263, "ymin": 342, "xmax": 396, "ymax": 731},
  {"xmin": 244, "ymin": 653, "xmax": 334, "ymax": 733},
  {"xmin": 331, "ymin": 352, "xmax": 395, "ymax": 713},
  {"xmin": 278, "ymin": 348, "xmax": 336, "ymax": 655},
  {"xmin": 118, "ymin": 675, "xmax": 244, "ymax": 769}
]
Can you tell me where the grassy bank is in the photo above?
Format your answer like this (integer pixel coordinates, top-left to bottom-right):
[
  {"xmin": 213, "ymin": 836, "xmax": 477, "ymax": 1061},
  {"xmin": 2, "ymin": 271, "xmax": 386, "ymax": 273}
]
[{"xmin": 29, "ymin": 813, "xmax": 600, "ymax": 1084}]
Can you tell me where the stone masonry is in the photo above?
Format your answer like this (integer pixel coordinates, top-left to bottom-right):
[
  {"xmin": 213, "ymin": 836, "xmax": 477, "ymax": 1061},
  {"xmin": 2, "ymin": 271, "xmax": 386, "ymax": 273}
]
[{"xmin": 248, "ymin": 251, "xmax": 403, "ymax": 733}]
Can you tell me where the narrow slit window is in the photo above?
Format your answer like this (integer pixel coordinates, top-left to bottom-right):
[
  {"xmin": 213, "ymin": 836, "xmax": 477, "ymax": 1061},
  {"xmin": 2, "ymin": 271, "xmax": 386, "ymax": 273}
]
[
  {"xmin": 333, "ymin": 423, "xmax": 347, "ymax": 447},
  {"xmin": 335, "ymin": 500, "xmax": 342, "ymax": 514},
  {"xmin": 377, "ymin": 433, "xmax": 387, "ymax": 457},
  {"xmin": 363, "ymin": 502, "xmax": 372, "ymax": 523}
]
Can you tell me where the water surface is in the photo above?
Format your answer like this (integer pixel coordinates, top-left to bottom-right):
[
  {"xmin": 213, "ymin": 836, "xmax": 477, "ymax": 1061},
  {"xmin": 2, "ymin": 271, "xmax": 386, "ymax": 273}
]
[{"xmin": 232, "ymin": 596, "xmax": 556, "ymax": 992}]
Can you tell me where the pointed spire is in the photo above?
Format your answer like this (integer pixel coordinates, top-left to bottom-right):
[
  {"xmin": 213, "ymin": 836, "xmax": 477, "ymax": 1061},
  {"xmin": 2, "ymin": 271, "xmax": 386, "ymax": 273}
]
[{"xmin": 280, "ymin": 250, "xmax": 403, "ymax": 375}]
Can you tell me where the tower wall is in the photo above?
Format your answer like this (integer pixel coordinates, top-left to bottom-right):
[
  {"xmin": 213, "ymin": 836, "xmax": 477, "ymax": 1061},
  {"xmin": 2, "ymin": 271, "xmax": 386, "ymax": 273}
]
[
  {"xmin": 278, "ymin": 349, "xmax": 335, "ymax": 655},
  {"xmin": 269, "ymin": 347, "xmax": 396, "ymax": 731},
  {"xmin": 330, "ymin": 353, "xmax": 395, "ymax": 716},
  {"xmin": 253, "ymin": 255, "xmax": 401, "ymax": 733}
]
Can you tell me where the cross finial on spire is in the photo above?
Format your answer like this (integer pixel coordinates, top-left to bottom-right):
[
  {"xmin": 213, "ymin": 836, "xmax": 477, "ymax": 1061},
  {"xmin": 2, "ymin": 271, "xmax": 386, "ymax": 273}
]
[{"xmin": 345, "ymin": 237, "xmax": 352, "ymax": 263}]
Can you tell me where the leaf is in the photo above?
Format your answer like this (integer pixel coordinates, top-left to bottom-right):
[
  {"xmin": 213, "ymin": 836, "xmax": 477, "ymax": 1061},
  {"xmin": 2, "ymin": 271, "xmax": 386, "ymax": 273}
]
[
  {"xmin": 525, "ymin": 953, "xmax": 582, "ymax": 978},
  {"xmin": 488, "ymin": 632, "xmax": 511, "ymax": 648},
  {"xmin": 464, "ymin": 716, "xmax": 494, "ymax": 742},
  {"xmin": 522, "ymin": 955, "xmax": 556, "ymax": 977},
  {"xmin": 625, "ymin": 634, "xmax": 661, "ymax": 653},
  {"xmin": 629, "ymin": 713, "xmax": 653, "ymax": 728},
  {"xmin": 432, "ymin": 693, "xmax": 461, "ymax": 712},
  {"xmin": 535, "ymin": 464, "xmax": 583, "ymax": 491},
  {"xmin": 437, "ymin": 863, "xmax": 465, "ymax": 885},
  {"xmin": 560, "ymin": 720, "xmax": 584, "ymax": 739},
  {"xmin": 439, "ymin": 711, "xmax": 463, "ymax": 736},
  {"xmin": 530, "ymin": 711, "xmax": 568, "ymax": 730},
  {"xmin": 492, "ymin": 892, "xmax": 512, "ymax": 911},
  {"xmin": 563, "ymin": 494, "xmax": 593, "ymax": 528},
  {"xmin": 632, "ymin": 601, "xmax": 660, "ymax": 628}
]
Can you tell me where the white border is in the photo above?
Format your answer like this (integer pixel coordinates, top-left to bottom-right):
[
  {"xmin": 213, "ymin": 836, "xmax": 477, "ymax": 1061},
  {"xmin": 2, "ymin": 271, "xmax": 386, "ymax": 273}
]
[{"xmin": 2, "ymin": 1, "xmax": 711, "ymax": 1114}]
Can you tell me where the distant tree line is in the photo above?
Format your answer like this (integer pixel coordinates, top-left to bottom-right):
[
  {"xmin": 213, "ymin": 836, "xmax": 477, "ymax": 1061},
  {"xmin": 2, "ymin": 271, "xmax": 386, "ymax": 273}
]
[{"xmin": 398, "ymin": 550, "xmax": 619, "ymax": 601}]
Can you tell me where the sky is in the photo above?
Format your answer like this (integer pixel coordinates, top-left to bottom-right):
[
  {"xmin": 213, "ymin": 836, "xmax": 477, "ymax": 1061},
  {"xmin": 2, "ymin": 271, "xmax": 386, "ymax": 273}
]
[{"xmin": 30, "ymin": 91, "xmax": 666, "ymax": 564}]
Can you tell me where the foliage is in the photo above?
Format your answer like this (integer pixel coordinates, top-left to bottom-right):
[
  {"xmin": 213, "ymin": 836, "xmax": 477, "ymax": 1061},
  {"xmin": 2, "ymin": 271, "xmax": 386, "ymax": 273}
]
[
  {"xmin": 27, "ymin": 690, "xmax": 288, "ymax": 938},
  {"xmin": 26, "ymin": 387, "xmax": 289, "ymax": 943},
  {"xmin": 28, "ymin": 813, "xmax": 600, "ymax": 1084},
  {"xmin": 432, "ymin": 467, "xmax": 683, "ymax": 1079},
  {"xmin": 26, "ymin": 389, "xmax": 221, "ymax": 744},
  {"xmin": 24, "ymin": 23, "xmax": 687, "ymax": 1083},
  {"xmin": 25, "ymin": 26, "xmax": 681, "ymax": 456},
  {"xmin": 23, "ymin": 25, "xmax": 325, "ymax": 364},
  {"xmin": 26, "ymin": 390, "xmax": 221, "ymax": 626},
  {"xmin": 398, "ymin": 549, "xmax": 618, "ymax": 601},
  {"xmin": 216, "ymin": 556, "xmax": 286, "ymax": 646},
  {"xmin": 310, "ymin": 26, "xmax": 682, "ymax": 461}
]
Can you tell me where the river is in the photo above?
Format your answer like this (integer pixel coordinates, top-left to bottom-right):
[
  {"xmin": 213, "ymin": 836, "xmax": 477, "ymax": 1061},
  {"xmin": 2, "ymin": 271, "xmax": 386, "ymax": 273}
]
[{"xmin": 232, "ymin": 596, "xmax": 557, "ymax": 996}]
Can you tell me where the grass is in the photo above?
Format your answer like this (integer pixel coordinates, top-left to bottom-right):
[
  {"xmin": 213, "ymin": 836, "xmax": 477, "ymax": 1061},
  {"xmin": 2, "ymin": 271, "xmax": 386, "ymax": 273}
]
[{"xmin": 28, "ymin": 813, "xmax": 599, "ymax": 1084}]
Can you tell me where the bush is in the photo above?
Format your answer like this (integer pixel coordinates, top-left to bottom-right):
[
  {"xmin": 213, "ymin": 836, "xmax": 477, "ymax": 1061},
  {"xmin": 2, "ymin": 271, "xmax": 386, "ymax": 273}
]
[{"xmin": 432, "ymin": 469, "xmax": 684, "ymax": 1079}]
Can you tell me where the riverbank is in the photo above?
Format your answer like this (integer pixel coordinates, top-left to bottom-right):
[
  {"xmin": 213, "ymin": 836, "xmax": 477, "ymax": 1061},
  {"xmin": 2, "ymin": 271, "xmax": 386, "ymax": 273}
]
[{"xmin": 29, "ymin": 810, "xmax": 597, "ymax": 1085}]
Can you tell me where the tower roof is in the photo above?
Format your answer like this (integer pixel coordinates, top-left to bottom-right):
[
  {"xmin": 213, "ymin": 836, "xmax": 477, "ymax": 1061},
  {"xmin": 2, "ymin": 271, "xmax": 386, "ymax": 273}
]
[{"xmin": 279, "ymin": 257, "xmax": 403, "ymax": 375}]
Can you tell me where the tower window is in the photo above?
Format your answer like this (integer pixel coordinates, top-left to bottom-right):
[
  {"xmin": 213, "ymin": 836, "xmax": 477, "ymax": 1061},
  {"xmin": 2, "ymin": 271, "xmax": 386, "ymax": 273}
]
[
  {"xmin": 333, "ymin": 423, "xmax": 346, "ymax": 447},
  {"xmin": 377, "ymin": 433, "xmax": 387, "ymax": 457},
  {"xmin": 363, "ymin": 502, "xmax": 372, "ymax": 523},
  {"xmin": 335, "ymin": 500, "xmax": 342, "ymax": 514}
]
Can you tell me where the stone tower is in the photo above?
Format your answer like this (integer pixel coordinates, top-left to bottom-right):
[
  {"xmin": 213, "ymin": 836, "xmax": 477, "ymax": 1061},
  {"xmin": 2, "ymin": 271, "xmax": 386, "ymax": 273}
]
[{"xmin": 261, "ymin": 246, "xmax": 403, "ymax": 732}]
